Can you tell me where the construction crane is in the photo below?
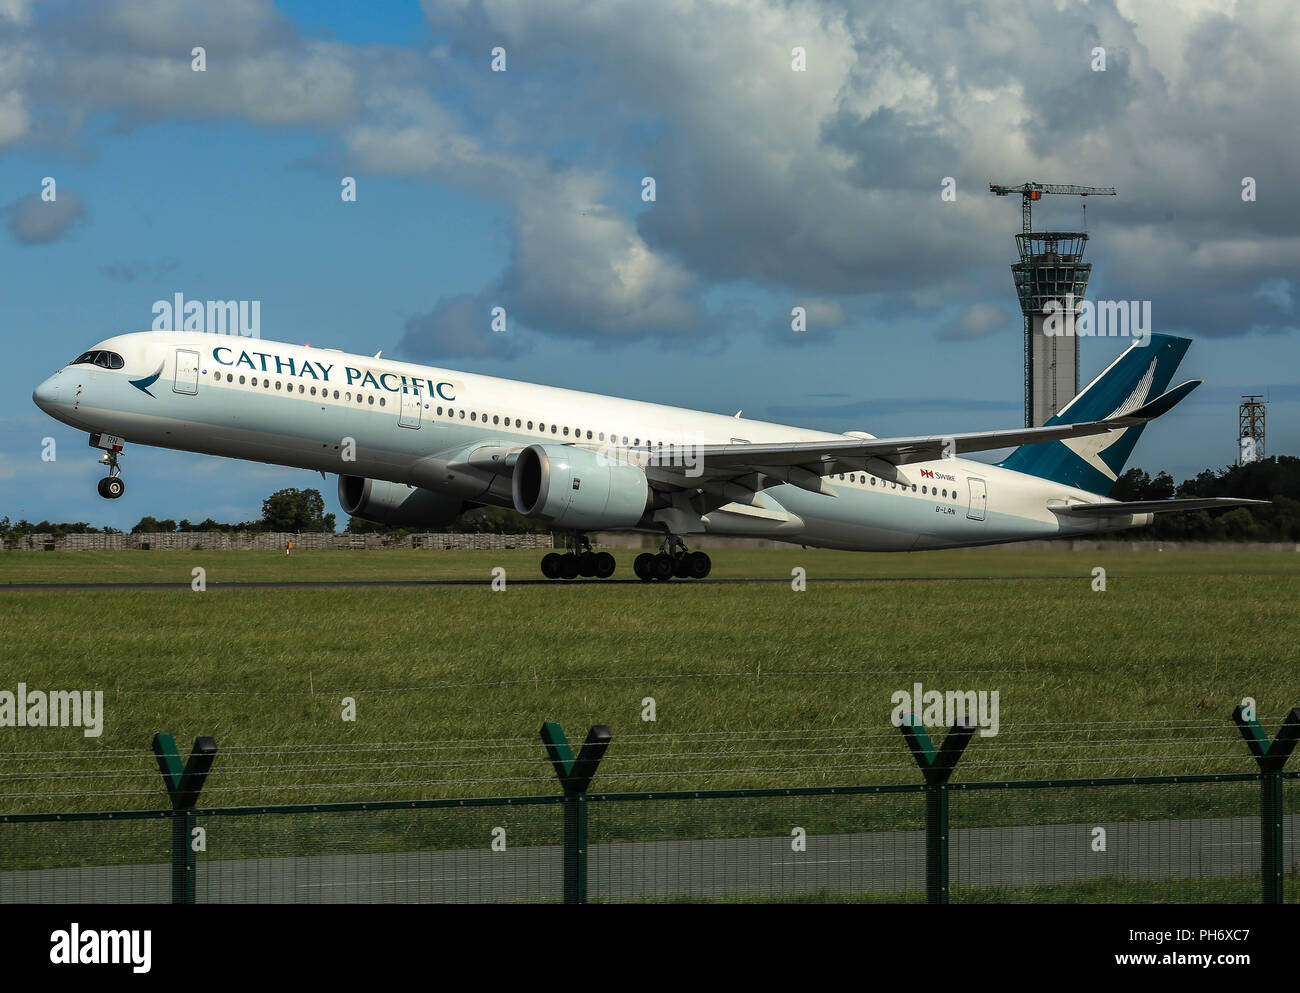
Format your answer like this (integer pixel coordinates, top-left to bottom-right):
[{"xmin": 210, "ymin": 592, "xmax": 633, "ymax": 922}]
[{"xmin": 989, "ymin": 181, "xmax": 1117, "ymax": 234}]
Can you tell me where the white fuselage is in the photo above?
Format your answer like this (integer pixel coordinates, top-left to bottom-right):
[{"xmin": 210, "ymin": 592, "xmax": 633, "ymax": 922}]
[{"xmin": 32, "ymin": 332, "xmax": 1148, "ymax": 550}]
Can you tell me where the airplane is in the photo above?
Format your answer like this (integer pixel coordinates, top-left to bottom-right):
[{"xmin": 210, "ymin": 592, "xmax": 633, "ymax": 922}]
[{"xmin": 32, "ymin": 330, "xmax": 1266, "ymax": 581}]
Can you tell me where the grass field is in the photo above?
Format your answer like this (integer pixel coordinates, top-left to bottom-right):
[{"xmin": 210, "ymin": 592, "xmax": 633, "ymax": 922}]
[{"xmin": 0, "ymin": 546, "xmax": 1296, "ymax": 818}]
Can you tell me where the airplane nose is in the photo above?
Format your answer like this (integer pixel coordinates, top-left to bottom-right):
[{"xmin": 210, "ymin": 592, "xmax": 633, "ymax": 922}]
[{"xmin": 33, "ymin": 374, "xmax": 63, "ymax": 413}]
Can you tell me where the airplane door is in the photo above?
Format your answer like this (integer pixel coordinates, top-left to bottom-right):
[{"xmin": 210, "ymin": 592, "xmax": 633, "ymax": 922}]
[
  {"xmin": 173, "ymin": 349, "xmax": 199, "ymax": 395},
  {"xmin": 966, "ymin": 477, "xmax": 987, "ymax": 521},
  {"xmin": 398, "ymin": 387, "xmax": 422, "ymax": 429}
]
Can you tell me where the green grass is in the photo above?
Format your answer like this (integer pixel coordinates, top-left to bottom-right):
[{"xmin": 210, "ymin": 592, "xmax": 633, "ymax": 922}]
[
  {"xmin": 0, "ymin": 547, "xmax": 1296, "ymax": 818},
  {"xmin": 0, "ymin": 546, "xmax": 1297, "ymax": 903},
  {"xmin": 1, "ymin": 545, "xmax": 1297, "ymax": 584}
]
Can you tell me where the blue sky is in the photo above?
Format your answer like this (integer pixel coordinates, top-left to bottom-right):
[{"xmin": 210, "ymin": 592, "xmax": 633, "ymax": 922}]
[{"xmin": 2, "ymin": 0, "xmax": 1296, "ymax": 529}]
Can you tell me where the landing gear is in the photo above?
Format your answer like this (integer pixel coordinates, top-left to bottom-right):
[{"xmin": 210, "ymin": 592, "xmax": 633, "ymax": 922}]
[
  {"xmin": 539, "ymin": 534, "xmax": 616, "ymax": 580},
  {"xmin": 633, "ymin": 534, "xmax": 711, "ymax": 582},
  {"xmin": 94, "ymin": 442, "xmax": 126, "ymax": 500}
]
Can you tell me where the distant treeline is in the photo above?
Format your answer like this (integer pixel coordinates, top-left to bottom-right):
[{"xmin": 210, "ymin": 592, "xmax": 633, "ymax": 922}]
[
  {"xmin": 1110, "ymin": 455, "xmax": 1299, "ymax": 540},
  {"xmin": 3, "ymin": 458, "xmax": 1296, "ymax": 542},
  {"xmin": 0, "ymin": 487, "xmax": 549, "ymax": 541}
]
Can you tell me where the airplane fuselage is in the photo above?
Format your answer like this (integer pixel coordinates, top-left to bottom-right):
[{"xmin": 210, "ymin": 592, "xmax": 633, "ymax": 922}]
[{"xmin": 32, "ymin": 332, "xmax": 1149, "ymax": 551}]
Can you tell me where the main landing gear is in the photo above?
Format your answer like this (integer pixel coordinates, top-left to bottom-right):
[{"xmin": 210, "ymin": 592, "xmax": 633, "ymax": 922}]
[
  {"xmin": 632, "ymin": 534, "xmax": 711, "ymax": 582},
  {"xmin": 94, "ymin": 444, "xmax": 126, "ymax": 500},
  {"xmin": 539, "ymin": 534, "xmax": 616, "ymax": 580}
]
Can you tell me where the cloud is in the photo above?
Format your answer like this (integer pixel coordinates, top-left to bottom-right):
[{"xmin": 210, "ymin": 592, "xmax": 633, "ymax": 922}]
[
  {"xmin": 767, "ymin": 395, "xmax": 1021, "ymax": 423},
  {"xmin": 97, "ymin": 257, "xmax": 181, "ymax": 284},
  {"xmin": 4, "ymin": 0, "xmax": 1299, "ymax": 349},
  {"xmin": 0, "ymin": 0, "xmax": 30, "ymax": 26},
  {"xmin": 5, "ymin": 191, "xmax": 86, "ymax": 244},
  {"xmin": 397, "ymin": 290, "xmax": 529, "ymax": 361},
  {"xmin": 937, "ymin": 302, "xmax": 1012, "ymax": 341}
]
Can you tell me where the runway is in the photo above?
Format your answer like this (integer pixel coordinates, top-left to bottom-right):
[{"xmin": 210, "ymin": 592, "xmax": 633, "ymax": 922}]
[
  {"xmin": 2, "ymin": 811, "xmax": 1287, "ymax": 903},
  {"xmin": 0, "ymin": 575, "xmax": 1075, "ymax": 591}
]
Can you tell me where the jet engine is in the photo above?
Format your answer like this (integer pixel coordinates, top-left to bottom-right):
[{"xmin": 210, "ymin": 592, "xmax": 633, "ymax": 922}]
[
  {"xmin": 512, "ymin": 444, "xmax": 649, "ymax": 530},
  {"xmin": 338, "ymin": 476, "xmax": 465, "ymax": 528}
]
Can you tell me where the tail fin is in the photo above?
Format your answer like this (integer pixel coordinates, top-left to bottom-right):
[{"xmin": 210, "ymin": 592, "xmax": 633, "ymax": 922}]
[{"xmin": 998, "ymin": 333, "xmax": 1192, "ymax": 494}]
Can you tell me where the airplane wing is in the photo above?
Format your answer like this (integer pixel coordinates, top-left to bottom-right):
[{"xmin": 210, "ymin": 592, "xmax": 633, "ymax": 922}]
[
  {"xmin": 647, "ymin": 381, "xmax": 1202, "ymax": 490},
  {"xmin": 1054, "ymin": 497, "xmax": 1271, "ymax": 516}
]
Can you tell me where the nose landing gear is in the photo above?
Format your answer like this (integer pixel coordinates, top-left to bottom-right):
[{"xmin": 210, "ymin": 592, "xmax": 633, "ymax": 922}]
[
  {"xmin": 96, "ymin": 474, "xmax": 125, "ymax": 499},
  {"xmin": 632, "ymin": 534, "xmax": 711, "ymax": 582},
  {"xmin": 91, "ymin": 434, "xmax": 126, "ymax": 499}
]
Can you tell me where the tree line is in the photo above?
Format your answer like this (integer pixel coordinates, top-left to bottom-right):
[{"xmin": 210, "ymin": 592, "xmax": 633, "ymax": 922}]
[
  {"xmin": 1109, "ymin": 455, "xmax": 1299, "ymax": 541},
  {"xmin": 1, "ymin": 487, "xmax": 547, "ymax": 539}
]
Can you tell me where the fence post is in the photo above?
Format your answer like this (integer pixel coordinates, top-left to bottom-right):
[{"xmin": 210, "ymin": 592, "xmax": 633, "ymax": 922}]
[
  {"xmin": 152, "ymin": 733, "xmax": 218, "ymax": 905},
  {"xmin": 898, "ymin": 718, "xmax": 976, "ymax": 905},
  {"xmin": 540, "ymin": 722, "xmax": 612, "ymax": 905},
  {"xmin": 1232, "ymin": 705, "xmax": 1300, "ymax": 905}
]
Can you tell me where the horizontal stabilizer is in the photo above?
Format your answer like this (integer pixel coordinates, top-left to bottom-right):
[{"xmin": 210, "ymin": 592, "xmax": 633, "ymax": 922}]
[
  {"xmin": 1126, "ymin": 379, "xmax": 1201, "ymax": 420},
  {"xmin": 1057, "ymin": 497, "xmax": 1271, "ymax": 516}
]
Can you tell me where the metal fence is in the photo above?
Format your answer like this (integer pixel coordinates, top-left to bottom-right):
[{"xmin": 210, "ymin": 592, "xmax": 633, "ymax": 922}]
[
  {"xmin": 3, "ymin": 531, "xmax": 557, "ymax": 551},
  {"xmin": 2, "ymin": 778, "xmax": 1297, "ymax": 905}
]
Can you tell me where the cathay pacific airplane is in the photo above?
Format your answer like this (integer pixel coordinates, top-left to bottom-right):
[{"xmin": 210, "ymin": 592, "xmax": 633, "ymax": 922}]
[{"xmin": 32, "ymin": 331, "xmax": 1263, "ymax": 581}]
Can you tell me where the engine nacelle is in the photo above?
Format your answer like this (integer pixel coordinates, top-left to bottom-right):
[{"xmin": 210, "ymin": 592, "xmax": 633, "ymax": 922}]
[
  {"xmin": 512, "ymin": 444, "xmax": 649, "ymax": 530},
  {"xmin": 338, "ymin": 476, "xmax": 464, "ymax": 528}
]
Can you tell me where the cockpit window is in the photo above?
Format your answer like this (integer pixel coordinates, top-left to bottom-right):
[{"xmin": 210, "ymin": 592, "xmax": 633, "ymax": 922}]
[{"xmin": 71, "ymin": 350, "xmax": 124, "ymax": 370}]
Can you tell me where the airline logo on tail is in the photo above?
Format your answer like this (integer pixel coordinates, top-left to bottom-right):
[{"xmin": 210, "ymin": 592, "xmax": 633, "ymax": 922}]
[{"xmin": 1059, "ymin": 357, "xmax": 1157, "ymax": 482}]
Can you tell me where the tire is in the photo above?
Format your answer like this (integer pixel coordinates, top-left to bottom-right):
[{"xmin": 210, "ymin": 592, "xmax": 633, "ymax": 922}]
[
  {"xmin": 673, "ymin": 555, "xmax": 691, "ymax": 579},
  {"xmin": 594, "ymin": 551, "xmax": 616, "ymax": 579},
  {"xmin": 578, "ymin": 552, "xmax": 597, "ymax": 578},
  {"xmin": 651, "ymin": 554, "xmax": 674, "ymax": 581},
  {"xmin": 688, "ymin": 551, "xmax": 711, "ymax": 579},
  {"xmin": 103, "ymin": 477, "xmax": 125, "ymax": 499},
  {"xmin": 558, "ymin": 554, "xmax": 580, "ymax": 580},
  {"xmin": 633, "ymin": 552, "xmax": 654, "ymax": 581},
  {"xmin": 96, "ymin": 478, "xmax": 112, "ymax": 499},
  {"xmin": 540, "ymin": 552, "xmax": 562, "ymax": 579}
]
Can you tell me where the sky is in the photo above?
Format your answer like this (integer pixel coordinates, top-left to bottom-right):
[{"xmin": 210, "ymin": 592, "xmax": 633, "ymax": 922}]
[{"xmin": 1, "ymin": 0, "xmax": 1296, "ymax": 529}]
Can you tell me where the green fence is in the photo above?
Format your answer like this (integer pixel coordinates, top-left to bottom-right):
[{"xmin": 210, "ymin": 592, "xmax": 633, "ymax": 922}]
[{"xmin": 2, "ymin": 710, "xmax": 1298, "ymax": 905}]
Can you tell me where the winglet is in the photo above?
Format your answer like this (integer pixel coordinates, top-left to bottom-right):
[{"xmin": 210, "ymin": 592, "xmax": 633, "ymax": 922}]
[{"xmin": 1127, "ymin": 379, "xmax": 1201, "ymax": 421}]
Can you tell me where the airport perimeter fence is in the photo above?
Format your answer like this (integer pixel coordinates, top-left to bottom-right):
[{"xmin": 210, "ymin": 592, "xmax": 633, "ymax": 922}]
[
  {"xmin": 1, "ymin": 711, "xmax": 1297, "ymax": 905},
  {"xmin": 4, "ymin": 531, "xmax": 557, "ymax": 552}
]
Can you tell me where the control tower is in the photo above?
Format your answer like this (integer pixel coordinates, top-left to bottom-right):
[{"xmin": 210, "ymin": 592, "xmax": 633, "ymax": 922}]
[{"xmin": 990, "ymin": 182, "xmax": 1117, "ymax": 427}]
